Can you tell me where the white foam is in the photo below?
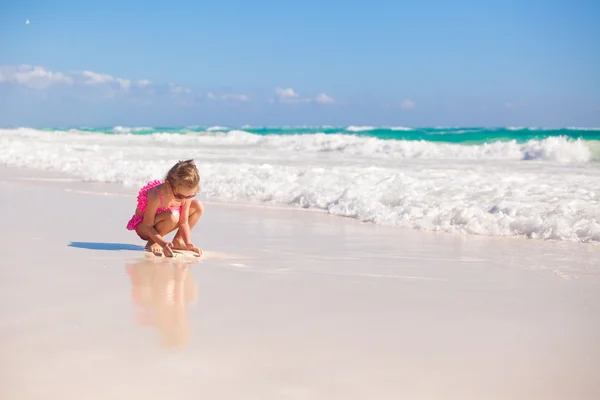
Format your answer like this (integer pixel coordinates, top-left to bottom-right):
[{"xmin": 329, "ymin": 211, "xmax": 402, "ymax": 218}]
[
  {"xmin": 111, "ymin": 126, "xmax": 153, "ymax": 134},
  {"xmin": 1, "ymin": 128, "xmax": 598, "ymax": 242},
  {"xmin": 346, "ymin": 126, "xmax": 375, "ymax": 132},
  {"xmin": 112, "ymin": 126, "xmax": 132, "ymax": 134},
  {"xmin": 506, "ymin": 127, "xmax": 558, "ymax": 131},
  {"xmin": 566, "ymin": 127, "xmax": 600, "ymax": 131},
  {"xmin": 262, "ymin": 133, "xmax": 591, "ymax": 163},
  {"xmin": 138, "ymin": 130, "xmax": 593, "ymax": 163},
  {"xmin": 206, "ymin": 126, "xmax": 229, "ymax": 131}
]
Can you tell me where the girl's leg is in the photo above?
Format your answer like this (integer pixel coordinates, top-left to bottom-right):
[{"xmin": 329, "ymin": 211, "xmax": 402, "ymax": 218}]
[
  {"xmin": 143, "ymin": 209, "xmax": 181, "ymax": 255},
  {"xmin": 172, "ymin": 200, "xmax": 204, "ymax": 248}
]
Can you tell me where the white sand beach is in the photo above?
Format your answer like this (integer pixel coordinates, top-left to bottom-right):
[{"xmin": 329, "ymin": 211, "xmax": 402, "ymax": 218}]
[{"xmin": 1, "ymin": 166, "xmax": 599, "ymax": 400}]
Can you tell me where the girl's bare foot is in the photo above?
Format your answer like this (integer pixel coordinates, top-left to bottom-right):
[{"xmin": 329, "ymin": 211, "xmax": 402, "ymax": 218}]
[
  {"xmin": 170, "ymin": 239, "xmax": 201, "ymax": 257},
  {"xmin": 145, "ymin": 240, "xmax": 164, "ymax": 256},
  {"xmin": 171, "ymin": 237, "xmax": 187, "ymax": 250}
]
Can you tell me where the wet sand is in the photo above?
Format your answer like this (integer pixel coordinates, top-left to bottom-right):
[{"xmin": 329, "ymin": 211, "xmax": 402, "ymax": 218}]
[{"xmin": 1, "ymin": 166, "xmax": 599, "ymax": 400}]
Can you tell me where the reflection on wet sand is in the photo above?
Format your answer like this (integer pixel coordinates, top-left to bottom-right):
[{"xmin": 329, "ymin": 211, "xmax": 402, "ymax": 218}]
[{"xmin": 125, "ymin": 259, "xmax": 198, "ymax": 349}]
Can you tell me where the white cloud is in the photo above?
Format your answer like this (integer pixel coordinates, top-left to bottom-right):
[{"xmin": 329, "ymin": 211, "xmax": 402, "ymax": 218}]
[
  {"xmin": 224, "ymin": 94, "xmax": 249, "ymax": 101},
  {"xmin": 275, "ymin": 87, "xmax": 312, "ymax": 103},
  {"xmin": 169, "ymin": 82, "xmax": 192, "ymax": 95},
  {"xmin": 276, "ymin": 87, "xmax": 299, "ymax": 99},
  {"xmin": 3, "ymin": 64, "xmax": 345, "ymax": 108},
  {"xmin": 275, "ymin": 88, "xmax": 336, "ymax": 104},
  {"xmin": 0, "ymin": 64, "xmax": 208, "ymax": 107},
  {"xmin": 207, "ymin": 92, "xmax": 249, "ymax": 101},
  {"xmin": 400, "ymin": 99, "xmax": 415, "ymax": 110},
  {"xmin": 0, "ymin": 65, "xmax": 73, "ymax": 89},
  {"xmin": 82, "ymin": 70, "xmax": 114, "ymax": 84},
  {"xmin": 82, "ymin": 70, "xmax": 131, "ymax": 90},
  {"xmin": 0, "ymin": 65, "xmax": 336, "ymax": 108},
  {"xmin": 315, "ymin": 93, "xmax": 335, "ymax": 104},
  {"xmin": 505, "ymin": 101, "xmax": 515, "ymax": 109},
  {"xmin": 0, "ymin": 65, "xmax": 156, "ymax": 94}
]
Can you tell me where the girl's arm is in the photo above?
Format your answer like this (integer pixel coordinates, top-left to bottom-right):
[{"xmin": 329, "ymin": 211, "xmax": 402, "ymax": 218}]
[
  {"xmin": 138, "ymin": 188, "xmax": 170, "ymax": 247},
  {"xmin": 177, "ymin": 199, "xmax": 193, "ymax": 245}
]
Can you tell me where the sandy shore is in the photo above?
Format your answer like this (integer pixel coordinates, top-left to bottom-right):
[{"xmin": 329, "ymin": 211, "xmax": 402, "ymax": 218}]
[{"xmin": 1, "ymin": 166, "xmax": 599, "ymax": 400}]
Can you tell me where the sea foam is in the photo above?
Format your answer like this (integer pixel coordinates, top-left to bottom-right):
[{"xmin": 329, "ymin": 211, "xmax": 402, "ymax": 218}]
[{"xmin": 1, "ymin": 128, "xmax": 598, "ymax": 242}]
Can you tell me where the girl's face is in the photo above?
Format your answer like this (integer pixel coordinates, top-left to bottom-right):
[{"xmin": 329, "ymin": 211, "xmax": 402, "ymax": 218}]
[{"xmin": 170, "ymin": 181, "xmax": 198, "ymax": 200}]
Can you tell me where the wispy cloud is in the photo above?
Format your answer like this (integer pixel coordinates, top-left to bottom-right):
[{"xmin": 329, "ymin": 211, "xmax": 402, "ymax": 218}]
[
  {"xmin": 276, "ymin": 87, "xmax": 300, "ymax": 100},
  {"xmin": 0, "ymin": 65, "xmax": 73, "ymax": 89},
  {"xmin": 0, "ymin": 64, "xmax": 163, "ymax": 95},
  {"xmin": 82, "ymin": 70, "xmax": 132, "ymax": 90},
  {"xmin": 1, "ymin": 65, "xmax": 330, "ymax": 108},
  {"xmin": 0, "ymin": 64, "xmax": 250, "ymax": 105},
  {"xmin": 207, "ymin": 92, "xmax": 250, "ymax": 101},
  {"xmin": 315, "ymin": 93, "xmax": 335, "ymax": 104},
  {"xmin": 0, "ymin": 64, "xmax": 197, "ymax": 103},
  {"xmin": 169, "ymin": 82, "xmax": 192, "ymax": 95},
  {"xmin": 275, "ymin": 87, "xmax": 311, "ymax": 103},
  {"xmin": 400, "ymin": 99, "xmax": 415, "ymax": 110},
  {"xmin": 275, "ymin": 88, "xmax": 334, "ymax": 104},
  {"xmin": 225, "ymin": 94, "xmax": 250, "ymax": 101}
]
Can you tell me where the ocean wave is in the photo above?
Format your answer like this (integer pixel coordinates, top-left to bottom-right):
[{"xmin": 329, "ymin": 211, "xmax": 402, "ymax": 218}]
[
  {"xmin": 346, "ymin": 125, "xmax": 376, "ymax": 132},
  {"xmin": 1, "ymin": 127, "xmax": 598, "ymax": 243},
  {"xmin": 62, "ymin": 125, "xmax": 600, "ymax": 143},
  {"xmin": 272, "ymin": 134, "xmax": 592, "ymax": 162},
  {"xmin": 566, "ymin": 127, "xmax": 600, "ymax": 131},
  {"xmin": 111, "ymin": 126, "xmax": 153, "ymax": 134},
  {"xmin": 206, "ymin": 126, "xmax": 229, "ymax": 131},
  {"xmin": 3, "ymin": 128, "xmax": 594, "ymax": 163}
]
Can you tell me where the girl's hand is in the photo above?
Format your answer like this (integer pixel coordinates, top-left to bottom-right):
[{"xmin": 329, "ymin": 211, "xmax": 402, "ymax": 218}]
[
  {"xmin": 187, "ymin": 243, "xmax": 203, "ymax": 257},
  {"xmin": 162, "ymin": 242, "xmax": 174, "ymax": 257}
]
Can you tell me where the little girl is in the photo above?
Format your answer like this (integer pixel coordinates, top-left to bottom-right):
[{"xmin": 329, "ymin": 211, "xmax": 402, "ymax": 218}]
[{"xmin": 126, "ymin": 159, "xmax": 204, "ymax": 257}]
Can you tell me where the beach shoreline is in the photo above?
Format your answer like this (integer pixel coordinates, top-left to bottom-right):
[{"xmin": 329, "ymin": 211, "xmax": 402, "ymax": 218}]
[
  {"xmin": 1, "ymin": 165, "xmax": 599, "ymax": 399},
  {"xmin": 3, "ymin": 127, "xmax": 599, "ymax": 244}
]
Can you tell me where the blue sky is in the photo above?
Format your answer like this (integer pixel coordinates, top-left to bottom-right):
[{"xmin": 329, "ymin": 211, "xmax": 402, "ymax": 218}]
[{"xmin": 1, "ymin": 0, "xmax": 599, "ymax": 127}]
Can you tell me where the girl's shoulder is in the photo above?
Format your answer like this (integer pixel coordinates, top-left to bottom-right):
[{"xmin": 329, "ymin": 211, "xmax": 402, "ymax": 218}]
[
  {"xmin": 147, "ymin": 185, "xmax": 161, "ymax": 200},
  {"xmin": 139, "ymin": 179, "xmax": 163, "ymax": 191},
  {"xmin": 138, "ymin": 180, "xmax": 163, "ymax": 200}
]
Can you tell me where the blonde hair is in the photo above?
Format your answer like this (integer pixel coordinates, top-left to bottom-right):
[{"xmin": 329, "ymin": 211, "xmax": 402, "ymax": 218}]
[{"xmin": 165, "ymin": 159, "xmax": 200, "ymax": 189}]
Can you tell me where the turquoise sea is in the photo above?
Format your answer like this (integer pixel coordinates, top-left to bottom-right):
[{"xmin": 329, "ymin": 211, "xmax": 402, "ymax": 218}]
[{"xmin": 44, "ymin": 125, "xmax": 600, "ymax": 143}]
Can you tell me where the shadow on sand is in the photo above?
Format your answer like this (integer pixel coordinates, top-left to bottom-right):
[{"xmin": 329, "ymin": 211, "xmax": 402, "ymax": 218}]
[{"xmin": 68, "ymin": 242, "xmax": 145, "ymax": 251}]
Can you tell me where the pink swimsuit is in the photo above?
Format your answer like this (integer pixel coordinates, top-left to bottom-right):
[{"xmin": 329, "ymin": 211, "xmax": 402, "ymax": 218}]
[{"xmin": 126, "ymin": 180, "xmax": 182, "ymax": 237}]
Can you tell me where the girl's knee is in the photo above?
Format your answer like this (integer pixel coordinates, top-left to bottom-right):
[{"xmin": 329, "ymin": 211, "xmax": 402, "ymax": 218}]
[
  {"xmin": 166, "ymin": 209, "xmax": 180, "ymax": 224},
  {"xmin": 191, "ymin": 200, "xmax": 204, "ymax": 215}
]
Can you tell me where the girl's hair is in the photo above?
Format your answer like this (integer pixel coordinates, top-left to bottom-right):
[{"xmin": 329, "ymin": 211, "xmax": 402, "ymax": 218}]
[{"xmin": 165, "ymin": 159, "xmax": 200, "ymax": 189}]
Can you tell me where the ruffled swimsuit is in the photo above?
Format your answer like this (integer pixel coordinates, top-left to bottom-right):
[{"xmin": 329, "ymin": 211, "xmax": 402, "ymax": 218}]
[{"xmin": 126, "ymin": 180, "xmax": 182, "ymax": 238}]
